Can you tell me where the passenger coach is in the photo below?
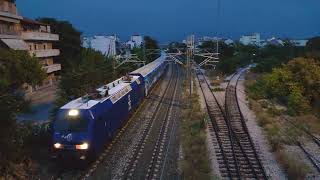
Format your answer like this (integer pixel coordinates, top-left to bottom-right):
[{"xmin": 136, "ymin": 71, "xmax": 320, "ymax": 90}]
[{"xmin": 52, "ymin": 53, "xmax": 167, "ymax": 160}]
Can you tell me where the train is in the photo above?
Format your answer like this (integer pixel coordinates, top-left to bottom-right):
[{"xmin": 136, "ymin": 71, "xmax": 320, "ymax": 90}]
[{"xmin": 52, "ymin": 52, "xmax": 168, "ymax": 160}]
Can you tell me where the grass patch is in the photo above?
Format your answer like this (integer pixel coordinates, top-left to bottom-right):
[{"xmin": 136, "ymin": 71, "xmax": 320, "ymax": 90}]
[
  {"xmin": 245, "ymin": 74, "xmax": 315, "ymax": 179},
  {"xmin": 211, "ymin": 80, "xmax": 221, "ymax": 87},
  {"xmin": 212, "ymin": 87, "xmax": 224, "ymax": 92},
  {"xmin": 294, "ymin": 115, "xmax": 320, "ymax": 134},
  {"xmin": 179, "ymin": 79, "xmax": 211, "ymax": 179},
  {"xmin": 275, "ymin": 150, "xmax": 310, "ymax": 180}
]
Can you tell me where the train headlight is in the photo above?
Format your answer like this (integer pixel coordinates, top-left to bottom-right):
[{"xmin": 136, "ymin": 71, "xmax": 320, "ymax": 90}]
[
  {"xmin": 76, "ymin": 143, "xmax": 89, "ymax": 150},
  {"xmin": 54, "ymin": 143, "xmax": 63, "ymax": 149},
  {"xmin": 68, "ymin": 109, "xmax": 79, "ymax": 116}
]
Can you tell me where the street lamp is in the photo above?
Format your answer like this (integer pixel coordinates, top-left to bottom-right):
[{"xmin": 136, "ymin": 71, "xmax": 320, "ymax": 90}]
[{"xmin": 251, "ymin": 53, "xmax": 256, "ymax": 63}]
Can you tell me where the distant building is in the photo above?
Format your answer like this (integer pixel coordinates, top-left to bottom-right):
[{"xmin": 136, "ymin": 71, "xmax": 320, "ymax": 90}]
[
  {"xmin": 131, "ymin": 34, "xmax": 143, "ymax": 47},
  {"xmin": 239, "ymin": 33, "xmax": 261, "ymax": 46},
  {"xmin": 199, "ymin": 36, "xmax": 217, "ymax": 42},
  {"xmin": 20, "ymin": 18, "xmax": 60, "ymax": 93},
  {"xmin": 126, "ymin": 34, "xmax": 143, "ymax": 49},
  {"xmin": 83, "ymin": 35, "xmax": 117, "ymax": 57},
  {"xmin": 0, "ymin": 0, "xmax": 61, "ymax": 94},
  {"xmin": 82, "ymin": 37, "xmax": 91, "ymax": 48},
  {"xmin": 126, "ymin": 40, "xmax": 134, "ymax": 49},
  {"xmin": 266, "ymin": 37, "xmax": 284, "ymax": 46},
  {"xmin": 198, "ymin": 36, "xmax": 220, "ymax": 46},
  {"xmin": 291, "ymin": 39, "xmax": 308, "ymax": 47},
  {"xmin": 224, "ymin": 39, "xmax": 234, "ymax": 45}
]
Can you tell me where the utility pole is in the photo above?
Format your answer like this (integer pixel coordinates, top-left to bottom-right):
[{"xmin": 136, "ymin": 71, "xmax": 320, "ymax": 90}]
[
  {"xmin": 186, "ymin": 35, "xmax": 195, "ymax": 97},
  {"xmin": 143, "ymin": 42, "xmax": 146, "ymax": 63}
]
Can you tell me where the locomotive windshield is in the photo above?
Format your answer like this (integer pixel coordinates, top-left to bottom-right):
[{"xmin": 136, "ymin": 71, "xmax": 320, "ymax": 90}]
[{"xmin": 54, "ymin": 110, "xmax": 89, "ymax": 133}]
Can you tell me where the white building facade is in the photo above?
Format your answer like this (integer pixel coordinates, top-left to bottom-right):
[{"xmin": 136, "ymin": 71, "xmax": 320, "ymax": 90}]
[
  {"xmin": 83, "ymin": 35, "xmax": 117, "ymax": 57},
  {"xmin": 126, "ymin": 34, "xmax": 143, "ymax": 49},
  {"xmin": 239, "ymin": 33, "xmax": 261, "ymax": 46},
  {"xmin": 224, "ymin": 39, "xmax": 234, "ymax": 45}
]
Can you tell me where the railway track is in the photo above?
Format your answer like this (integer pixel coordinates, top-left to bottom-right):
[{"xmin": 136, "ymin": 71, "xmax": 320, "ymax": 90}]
[
  {"xmin": 282, "ymin": 117, "xmax": 320, "ymax": 147},
  {"xmin": 279, "ymin": 117, "xmax": 320, "ymax": 173},
  {"xmin": 195, "ymin": 65, "xmax": 267, "ymax": 179},
  {"xmin": 52, "ymin": 64, "xmax": 174, "ymax": 180},
  {"xmin": 145, "ymin": 65, "xmax": 181, "ymax": 180},
  {"xmin": 121, "ymin": 64, "xmax": 180, "ymax": 179},
  {"xmin": 225, "ymin": 69, "xmax": 267, "ymax": 179}
]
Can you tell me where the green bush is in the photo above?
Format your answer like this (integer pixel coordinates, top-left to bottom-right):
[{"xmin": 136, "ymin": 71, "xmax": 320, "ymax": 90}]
[
  {"xmin": 180, "ymin": 80, "xmax": 211, "ymax": 179},
  {"xmin": 248, "ymin": 58, "xmax": 319, "ymax": 115}
]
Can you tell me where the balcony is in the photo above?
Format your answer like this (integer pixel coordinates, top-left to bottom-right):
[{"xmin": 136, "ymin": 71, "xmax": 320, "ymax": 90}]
[
  {"xmin": 21, "ymin": 32, "xmax": 59, "ymax": 41},
  {"xmin": 29, "ymin": 49, "xmax": 60, "ymax": 58},
  {"xmin": 43, "ymin": 64, "xmax": 61, "ymax": 73},
  {"xmin": 0, "ymin": 11, "xmax": 23, "ymax": 20},
  {"xmin": 0, "ymin": 34, "xmax": 20, "ymax": 39},
  {"xmin": 0, "ymin": 29, "xmax": 20, "ymax": 39}
]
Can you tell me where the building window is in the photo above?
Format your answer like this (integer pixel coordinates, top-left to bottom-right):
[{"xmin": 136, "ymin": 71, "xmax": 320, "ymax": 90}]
[
  {"xmin": 34, "ymin": 44, "xmax": 37, "ymax": 50},
  {"xmin": 43, "ymin": 44, "xmax": 46, "ymax": 50}
]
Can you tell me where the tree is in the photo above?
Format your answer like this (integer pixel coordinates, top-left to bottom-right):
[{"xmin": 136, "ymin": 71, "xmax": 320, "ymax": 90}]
[
  {"xmin": 167, "ymin": 42, "xmax": 187, "ymax": 53},
  {"xmin": 250, "ymin": 43, "xmax": 306, "ymax": 73},
  {"xmin": 0, "ymin": 49, "xmax": 46, "ymax": 171},
  {"xmin": 144, "ymin": 36, "xmax": 160, "ymax": 63},
  {"xmin": 37, "ymin": 18, "xmax": 82, "ymax": 72},
  {"xmin": 306, "ymin": 37, "xmax": 320, "ymax": 58},
  {"xmin": 217, "ymin": 53, "xmax": 252, "ymax": 74},
  {"xmin": 250, "ymin": 58, "xmax": 320, "ymax": 115},
  {"xmin": 306, "ymin": 37, "xmax": 320, "ymax": 52},
  {"xmin": 198, "ymin": 41, "xmax": 235, "ymax": 59},
  {"xmin": 286, "ymin": 58, "xmax": 320, "ymax": 105},
  {"xmin": 132, "ymin": 47, "xmax": 144, "ymax": 62},
  {"xmin": 253, "ymin": 57, "xmax": 279, "ymax": 73},
  {"xmin": 54, "ymin": 48, "xmax": 113, "ymax": 107}
]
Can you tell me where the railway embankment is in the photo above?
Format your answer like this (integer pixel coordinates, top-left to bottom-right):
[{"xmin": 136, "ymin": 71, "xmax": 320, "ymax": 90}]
[
  {"xmin": 245, "ymin": 70, "xmax": 320, "ymax": 179},
  {"xmin": 179, "ymin": 77, "xmax": 212, "ymax": 179},
  {"xmin": 194, "ymin": 73, "xmax": 222, "ymax": 178},
  {"xmin": 236, "ymin": 72, "xmax": 285, "ymax": 179}
]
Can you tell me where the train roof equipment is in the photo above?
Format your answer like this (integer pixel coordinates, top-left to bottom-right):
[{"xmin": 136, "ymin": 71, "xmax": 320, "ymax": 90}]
[
  {"xmin": 61, "ymin": 75, "xmax": 140, "ymax": 110},
  {"xmin": 130, "ymin": 52, "xmax": 166, "ymax": 77}
]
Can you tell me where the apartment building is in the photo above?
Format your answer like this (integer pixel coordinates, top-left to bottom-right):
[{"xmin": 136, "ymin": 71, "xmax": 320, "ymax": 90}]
[
  {"xmin": 21, "ymin": 18, "xmax": 60, "ymax": 93},
  {"xmin": 126, "ymin": 34, "xmax": 143, "ymax": 49},
  {"xmin": 0, "ymin": 0, "xmax": 61, "ymax": 94},
  {"xmin": 239, "ymin": 33, "xmax": 261, "ymax": 46},
  {"xmin": 0, "ymin": 0, "xmax": 28, "ymax": 50}
]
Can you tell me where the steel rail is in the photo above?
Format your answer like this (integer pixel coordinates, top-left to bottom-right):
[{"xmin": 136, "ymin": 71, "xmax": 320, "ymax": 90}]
[{"xmin": 122, "ymin": 64, "xmax": 178, "ymax": 179}]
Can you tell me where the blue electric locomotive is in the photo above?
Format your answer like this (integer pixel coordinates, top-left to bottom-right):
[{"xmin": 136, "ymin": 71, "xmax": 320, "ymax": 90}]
[{"xmin": 52, "ymin": 53, "xmax": 167, "ymax": 160}]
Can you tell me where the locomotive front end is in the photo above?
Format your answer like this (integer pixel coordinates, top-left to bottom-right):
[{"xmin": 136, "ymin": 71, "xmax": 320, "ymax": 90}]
[{"xmin": 52, "ymin": 109, "xmax": 92, "ymax": 160}]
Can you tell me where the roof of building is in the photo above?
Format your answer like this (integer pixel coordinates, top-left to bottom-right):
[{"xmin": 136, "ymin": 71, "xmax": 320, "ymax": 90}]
[{"xmin": 21, "ymin": 17, "xmax": 48, "ymax": 26}]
